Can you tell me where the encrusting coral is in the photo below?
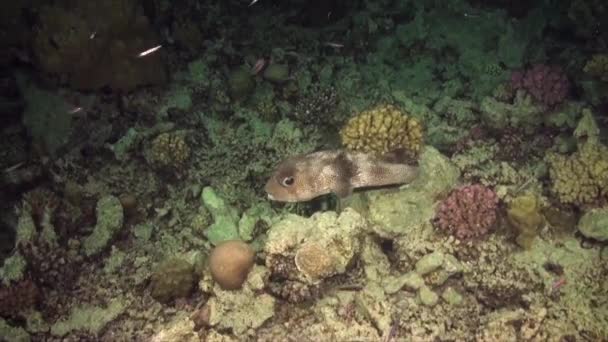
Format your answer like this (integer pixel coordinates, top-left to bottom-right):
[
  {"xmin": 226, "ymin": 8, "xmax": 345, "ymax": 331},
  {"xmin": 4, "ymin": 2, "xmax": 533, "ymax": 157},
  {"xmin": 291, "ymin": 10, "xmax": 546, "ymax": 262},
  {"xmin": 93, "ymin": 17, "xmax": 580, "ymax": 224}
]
[
  {"xmin": 432, "ymin": 184, "xmax": 499, "ymax": 240},
  {"xmin": 340, "ymin": 104, "xmax": 423, "ymax": 158}
]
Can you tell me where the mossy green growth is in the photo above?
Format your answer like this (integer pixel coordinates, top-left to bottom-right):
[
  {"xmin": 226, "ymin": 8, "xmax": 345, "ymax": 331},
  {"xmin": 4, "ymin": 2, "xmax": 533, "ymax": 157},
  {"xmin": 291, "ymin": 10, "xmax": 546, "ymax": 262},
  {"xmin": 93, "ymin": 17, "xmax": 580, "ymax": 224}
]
[
  {"xmin": 201, "ymin": 187, "xmax": 240, "ymax": 245},
  {"xmin": 82, "ymin": 195, "xmax": 124, "ymax": 256},
  {"xmin": 50, "ymin": 298, "xmax": 126, "ymax": 337},
  {"xmin": 507, "ymin": 193, "xmax": 544, "ymax": 249},
  {"xmin": 228, "ymin": 67, "xmax": 255, "ymax": 100}
]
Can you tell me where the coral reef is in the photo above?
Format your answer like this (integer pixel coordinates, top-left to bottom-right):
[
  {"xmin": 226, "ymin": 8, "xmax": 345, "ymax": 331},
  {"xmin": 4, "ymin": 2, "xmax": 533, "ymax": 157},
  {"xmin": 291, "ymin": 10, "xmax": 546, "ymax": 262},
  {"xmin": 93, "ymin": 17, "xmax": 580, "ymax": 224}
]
[
  {"xmin": 510, "ymin": 64, "xmax": 570, "ymax": 108},
  {"xmin": 0, "ymin": 278, "xmax": 39, "ymax": 318},
  {"xmin": 340, "ymin": 104, "xmax": 423, "ymax": 158},
  {"xmin": 432, "ymin": 184, "xmax": 499, "ymax": 240},
  {"xmin": 209, "ymin": 240, "xmax": 255, "ymax": 290}
]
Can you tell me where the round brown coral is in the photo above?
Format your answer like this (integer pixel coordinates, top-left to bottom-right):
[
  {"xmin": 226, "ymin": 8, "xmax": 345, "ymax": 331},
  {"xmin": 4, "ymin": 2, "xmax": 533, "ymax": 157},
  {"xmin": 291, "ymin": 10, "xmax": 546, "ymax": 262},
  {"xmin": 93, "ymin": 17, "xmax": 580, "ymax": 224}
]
[
  {"xmin": 340, "ymin": 104, "xmax": 423, "ymax": 158},
  {"xmin": 209, "ymin": 240, "xmax": 255, "ymax": 290}
]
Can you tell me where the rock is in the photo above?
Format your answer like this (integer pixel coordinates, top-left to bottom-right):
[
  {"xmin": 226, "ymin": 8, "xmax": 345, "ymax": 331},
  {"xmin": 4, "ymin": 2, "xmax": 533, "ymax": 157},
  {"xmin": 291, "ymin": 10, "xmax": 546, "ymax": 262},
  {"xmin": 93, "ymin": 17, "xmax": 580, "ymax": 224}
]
[
  {"xmin": 578, "ymin": 208, "xmax": 608, "ymax": 241},
  {"xmin": 415, "ymin": 251, "xmax": 444, "ymax": 275},
  {"xmin": 419, "ymin": 286, "xmax": 439, "ymax": 307}
]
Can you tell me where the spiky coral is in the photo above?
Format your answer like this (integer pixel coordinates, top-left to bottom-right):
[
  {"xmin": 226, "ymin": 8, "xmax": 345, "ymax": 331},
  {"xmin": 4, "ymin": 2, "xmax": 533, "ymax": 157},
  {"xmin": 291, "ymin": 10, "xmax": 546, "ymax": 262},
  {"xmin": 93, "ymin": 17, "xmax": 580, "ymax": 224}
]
[{"xmin": 340, "ymin": 104, "xmax": 423, "ymax": 159}]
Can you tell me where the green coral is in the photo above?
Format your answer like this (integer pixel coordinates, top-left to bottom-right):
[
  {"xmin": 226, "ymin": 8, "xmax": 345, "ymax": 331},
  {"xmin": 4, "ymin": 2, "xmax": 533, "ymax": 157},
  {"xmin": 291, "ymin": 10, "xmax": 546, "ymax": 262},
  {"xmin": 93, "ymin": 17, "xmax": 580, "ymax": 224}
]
[{"xmin": 82, "ymin": 195, "xmax": 124, "ymax": 256}]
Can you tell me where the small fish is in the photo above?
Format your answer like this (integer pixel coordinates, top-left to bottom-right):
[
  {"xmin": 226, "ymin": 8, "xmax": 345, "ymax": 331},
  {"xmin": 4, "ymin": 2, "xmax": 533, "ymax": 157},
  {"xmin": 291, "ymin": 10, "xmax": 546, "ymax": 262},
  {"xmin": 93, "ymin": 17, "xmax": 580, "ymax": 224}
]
[
  {"xmin": 324, "ymin": 42, "xmax": 344, "ymax": 49},
  {"xmin": 265, "ymin": 150, "xmax": 419, "ymax": 202},
  {"xmin": 137, "ymin": 45, "xmax": 162, "ymax": 57},
  {"xmin": 248, "ymin": 0, "xmax": 259, "ymax": 6}
]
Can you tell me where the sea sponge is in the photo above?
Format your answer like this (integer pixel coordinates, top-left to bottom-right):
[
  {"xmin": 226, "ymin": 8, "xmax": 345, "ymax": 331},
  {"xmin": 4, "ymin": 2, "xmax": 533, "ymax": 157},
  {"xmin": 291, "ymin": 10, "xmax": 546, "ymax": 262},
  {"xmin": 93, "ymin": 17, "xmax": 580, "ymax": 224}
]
[
  {"xmin": 340, "ymin": 104, "xmax": 423, "ymax": 158},
  {"xmin": 546, "ymin": 140, "xmax": 608, "ymax": 206},
  {"xmin": 209, "ymin": 240, "xmax": 255, "ymax": 290},
  {"xmin": 507, "ymin": 193, "xmax": 544, "ymax": 249},
  {"xmin": 584, "ymin": 54, "xmax": 608, "ymax": 82},
  {"xmin": 148, "ymin": 132, "xmax": 190, "ymax": 169}
]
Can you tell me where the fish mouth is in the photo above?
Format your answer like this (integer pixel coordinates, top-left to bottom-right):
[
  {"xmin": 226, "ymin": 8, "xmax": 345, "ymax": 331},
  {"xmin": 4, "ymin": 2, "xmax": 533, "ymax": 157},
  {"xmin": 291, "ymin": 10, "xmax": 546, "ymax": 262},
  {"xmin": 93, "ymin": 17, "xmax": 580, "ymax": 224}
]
[{"xmin": 267, "ymin": 193, "xmax": 276, "ymax": 201}]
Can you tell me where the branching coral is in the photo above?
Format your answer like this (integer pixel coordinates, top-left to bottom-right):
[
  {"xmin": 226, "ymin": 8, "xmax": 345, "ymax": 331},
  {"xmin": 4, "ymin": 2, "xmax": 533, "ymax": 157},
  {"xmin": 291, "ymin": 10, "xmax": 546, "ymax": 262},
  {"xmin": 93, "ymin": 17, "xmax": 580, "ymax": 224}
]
[
  {"xmin": 432, "ymin": 184, "xmax": 499, "ymax": 240},
  {"xmin": 340, "ymin": 104, "xmax": 423, "ymax": 159}
]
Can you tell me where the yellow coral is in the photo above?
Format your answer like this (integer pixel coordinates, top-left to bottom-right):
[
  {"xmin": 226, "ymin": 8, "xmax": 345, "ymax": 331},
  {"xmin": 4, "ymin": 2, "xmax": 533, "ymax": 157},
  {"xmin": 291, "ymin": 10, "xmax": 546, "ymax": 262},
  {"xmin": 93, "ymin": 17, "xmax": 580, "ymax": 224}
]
[
  {"xmin": 340, "ymin": 104, "xmax": 423, "ymax": 158},
  {"xmin": 149, "ymin": 133, "xmax": 190, "ymax": 169},
  {"xmin": 546, "ymin": 141, "xmax": 608, "ymax": 206},
  {"xmin": 583, "ymin": 54, "xmax": 608, "ymax": 82}
]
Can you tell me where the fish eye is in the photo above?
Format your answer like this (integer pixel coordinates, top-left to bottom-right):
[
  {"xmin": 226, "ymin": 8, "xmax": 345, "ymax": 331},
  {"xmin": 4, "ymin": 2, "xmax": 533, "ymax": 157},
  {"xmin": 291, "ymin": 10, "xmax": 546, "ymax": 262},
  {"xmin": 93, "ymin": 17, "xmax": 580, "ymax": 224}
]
[{"xmin": 281, "ymin": 176, "xmax": 295, "ymax": 187}]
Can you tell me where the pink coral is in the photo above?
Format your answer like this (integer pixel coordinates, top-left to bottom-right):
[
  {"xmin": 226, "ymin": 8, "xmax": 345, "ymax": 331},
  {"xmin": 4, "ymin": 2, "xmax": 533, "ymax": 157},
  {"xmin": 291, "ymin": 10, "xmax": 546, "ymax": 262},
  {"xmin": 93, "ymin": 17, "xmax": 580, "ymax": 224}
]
[
  {"xmin": 432, "ymin": 184, "xmax": 499, "ymax": 240},
  {"xmin": 511, "ymin": 64, "xmax": 570, "ymax": 108}
]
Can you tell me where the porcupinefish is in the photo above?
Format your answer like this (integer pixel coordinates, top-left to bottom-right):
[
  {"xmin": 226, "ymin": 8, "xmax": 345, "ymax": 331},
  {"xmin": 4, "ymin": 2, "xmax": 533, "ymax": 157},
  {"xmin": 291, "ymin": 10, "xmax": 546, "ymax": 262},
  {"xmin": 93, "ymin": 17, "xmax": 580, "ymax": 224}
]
[{"xmin": 264, "ymin": 149, "xmax": 419, "ymax": 202}]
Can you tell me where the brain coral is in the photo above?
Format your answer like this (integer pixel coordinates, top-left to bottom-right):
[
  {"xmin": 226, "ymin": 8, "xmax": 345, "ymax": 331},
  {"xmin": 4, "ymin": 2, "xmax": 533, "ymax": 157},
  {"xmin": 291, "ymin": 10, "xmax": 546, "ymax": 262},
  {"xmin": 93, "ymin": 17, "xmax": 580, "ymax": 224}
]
[
  {"xmin": 340, "ymin": 104, "xmax": 423, "ymax": 159},
  {"xmin": 546, "ymin": 141, "xmax": 608, "ymax": 207}
]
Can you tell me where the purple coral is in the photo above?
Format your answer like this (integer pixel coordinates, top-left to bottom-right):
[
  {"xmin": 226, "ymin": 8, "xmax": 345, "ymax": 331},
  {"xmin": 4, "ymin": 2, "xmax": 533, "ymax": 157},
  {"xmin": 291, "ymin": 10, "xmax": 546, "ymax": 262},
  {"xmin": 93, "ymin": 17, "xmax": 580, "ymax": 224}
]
[
  {"xmin": 511, "ymin": 64, "xmax": 570, "ymax": 108},
  {"xmin": 433, "ymin": 184, "xmax": 499, "ymax": 240}
]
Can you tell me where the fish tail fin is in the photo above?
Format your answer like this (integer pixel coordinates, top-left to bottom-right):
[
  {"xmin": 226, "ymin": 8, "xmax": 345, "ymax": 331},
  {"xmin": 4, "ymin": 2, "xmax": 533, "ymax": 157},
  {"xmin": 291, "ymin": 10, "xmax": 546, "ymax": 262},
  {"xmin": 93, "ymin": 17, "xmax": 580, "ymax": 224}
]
[{"xmin": 380, "ymin": 148, "xmax": 419, "ymax": 165}]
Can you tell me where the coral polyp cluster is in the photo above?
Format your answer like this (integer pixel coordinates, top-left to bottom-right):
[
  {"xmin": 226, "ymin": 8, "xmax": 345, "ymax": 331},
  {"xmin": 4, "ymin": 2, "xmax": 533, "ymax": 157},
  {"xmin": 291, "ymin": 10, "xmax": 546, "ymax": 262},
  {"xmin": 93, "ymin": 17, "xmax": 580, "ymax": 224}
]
[
  {"xmin": 432, "ymin": 184, "xmax": 499, "ymax": 240},
  {"xmin": 340, "ymin": 104, "xmax": 423, "ymax": 158},
  {"xmin": 510, "ymin": 64, "xmax": 570, "ymax": 108}
]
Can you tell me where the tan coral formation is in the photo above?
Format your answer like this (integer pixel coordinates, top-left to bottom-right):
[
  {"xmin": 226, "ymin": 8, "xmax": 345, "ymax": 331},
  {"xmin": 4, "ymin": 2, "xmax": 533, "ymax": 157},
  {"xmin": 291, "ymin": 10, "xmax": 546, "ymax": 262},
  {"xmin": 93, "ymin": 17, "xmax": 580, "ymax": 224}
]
[{"xmin": 340, "ymin": 104, "xmax": 423, "ymax": 158}]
